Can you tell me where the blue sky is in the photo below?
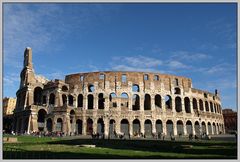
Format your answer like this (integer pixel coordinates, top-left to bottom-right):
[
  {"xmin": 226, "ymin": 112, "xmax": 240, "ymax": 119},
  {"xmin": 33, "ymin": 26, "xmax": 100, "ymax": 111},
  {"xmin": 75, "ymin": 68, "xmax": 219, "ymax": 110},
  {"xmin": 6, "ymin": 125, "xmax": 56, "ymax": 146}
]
[{"xmin": 3, "ymin": 3, "xmax": 237, "ymax": 110}]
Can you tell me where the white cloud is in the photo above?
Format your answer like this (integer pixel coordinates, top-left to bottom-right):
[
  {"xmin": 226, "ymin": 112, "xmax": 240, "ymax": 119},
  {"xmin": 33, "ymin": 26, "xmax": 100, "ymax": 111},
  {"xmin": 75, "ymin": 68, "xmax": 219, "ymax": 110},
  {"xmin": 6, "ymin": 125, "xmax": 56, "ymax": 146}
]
[
  {"xmin": 167, "ymin": 60, "xmax": 190, "ymax": 69},
  {"xmin": 206, "ymin": 63, "xmax": 235, "ymax": 74},
  {"xmin": 171, "ymin": 51, "xmax": 211, "ymax": 61}
]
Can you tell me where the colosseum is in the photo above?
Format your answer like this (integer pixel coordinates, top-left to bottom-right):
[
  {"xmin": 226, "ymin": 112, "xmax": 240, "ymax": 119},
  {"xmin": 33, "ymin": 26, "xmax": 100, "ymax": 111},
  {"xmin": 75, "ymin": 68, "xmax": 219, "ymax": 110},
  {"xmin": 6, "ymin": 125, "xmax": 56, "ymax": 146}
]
[{"xmin": 13, "ymin": 47, "xmax": 225, "ymax": 138}]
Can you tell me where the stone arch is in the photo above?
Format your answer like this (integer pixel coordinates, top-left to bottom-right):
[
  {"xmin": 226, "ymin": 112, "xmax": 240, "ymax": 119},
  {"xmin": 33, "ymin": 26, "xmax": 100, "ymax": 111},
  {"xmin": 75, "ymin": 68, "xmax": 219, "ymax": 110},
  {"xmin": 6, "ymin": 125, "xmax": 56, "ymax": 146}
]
[
  {"xmin": 156, "ymin": 120, "xmax": 163, "ymax": 133},
  {"xmin": 214, "ymin": 103, "xmax": 217, "ymax": 113},
  {"xmin": 133, "ymin": 119, "xmax": 141, "ymax": 136},
  {"xmin": 193, "ymin": 98, "xmax": 198, "ymax": 110},
  {"xmin": 144, "ymin": 94, "xmax": 151, "ymax": 110},
  {"xmin": 62, "ymin": 94, "xmax": 67, "ymax": 106},
  {"xmin": 120, "ymin": 119, "xmax": 129, "ymax": 136},
  {"xmin": 202, "ymin": 121, "xmax": 206, "ymax": 134},
  {"xmin": 97, "ymin": 118, "xmax": 104, "ymax": 135},
  {"xmin": 155, "ymin": 94, "xmax": 162, "ymax": 109},
  {"xmin": 184, "ymin": 97, "xmax": 191, "ymax": 113},
  {"xmin": 186, "ymin": 120, "xmax": 193, "ymax": 135},
  {"xmin": 88, "ymin": 94, "xmax": 94, "ymax": 109},
  {"xmin": 165, "ymin": 95, "xmax": 172, "ymax": 110},
  {"xmin": 98, "ymin": 93, "xmax": 105, "ymax": 109},
  {"xmin": 132, "ymin": 94, "xmax": 140, "ymax": 111},
  {"xmin": 46, "ymin": 118, "xmax": 52, "ymax": 132},
  {"xmin": 37, "ymin": 109, "xmax": 47, "ymax": 131},
  {"xmin": 199, "ymin": 99, "xmax": 204, "ymax": 111},
  {"xmin": 121, "ymin": 93, "xmax": 129, "ymax": 110},
  {"xmin": 62, "ymin": 85, "xmax": 68, "ymax": 92},
  {"xmin": 34, "ymin": 87, "xmax": 42, "ymax": 105},
  {"xmin": 132, "ymin": 84, "xmax": 140, "ymax": 92},
  {"xmin": 166, "ymin": 120, "xmax": 173, "ymax": 136},
  {"xmin": 77, "ymin": 94, "xmax": 83, "ymax": 107},
  {"xmin": 88, "ymin": 84, "xmax": 95, "ymax": 92},
  {"xmin": 49, "ymin": 93, "xmax": 55, "ymax": 106},
  {"xmin": 194, "ymin": 121, "xmax": 200, "ymax": 136},
  {"xmin": 210, "ymin": 102, "xmax": 214, "ymax": 112},
  {"xmin": 177, "ymin": 120, "xmax": 184, "ymax": 136},
  {"xmin": 76, "ymin": 119, "xmax": 83, "ymax": 135},
  {"xmin": 56, "ymin": 118, "xmax": 63, "ymax": 132},
  {"xmin": 175, "ymin": 97, "xmax": 182, "ymax": 112},
  {"xmin": 174, "ymin": 87, "xmax": 181, "ymax": 95},
  {"xmin": 42, "ymin": 95, "xmax": 47, "ymax": 105},
  {"xmin": 68, "ymin": 95, "xmax": 74, "ymax": 106},
  {"xmin": 109, "ymin": 93, "xmax": 117, "ymax": 108},
  {"xmin": 205, "ymin": 101, "xmax": 209, "ymax": 111},
  {"xmin": 208, "ymin": 122, "xmax": 212, "ymax": 135},
  {"xmin": 213, "ymin": 122, "xmax": 216, "ymax": 134},
  {"xmin": 109, "ymin": 119, "xmax": 116, "ymax": 138},
  {"xmin": 144, "ymin": 119, "xmax": 152, "ymax": 137},
  {"xmin": 86, "ymin": 118, "xmax": 93, "ymax": 135}
]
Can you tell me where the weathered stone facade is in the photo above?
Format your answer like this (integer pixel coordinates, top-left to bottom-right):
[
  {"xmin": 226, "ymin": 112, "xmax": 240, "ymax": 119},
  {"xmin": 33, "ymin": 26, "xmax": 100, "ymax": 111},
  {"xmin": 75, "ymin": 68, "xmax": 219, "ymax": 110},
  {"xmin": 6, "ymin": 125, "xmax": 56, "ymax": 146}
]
[{"xmin": 13, "ymin": 47, "xmax": 225, "ymax": 137}]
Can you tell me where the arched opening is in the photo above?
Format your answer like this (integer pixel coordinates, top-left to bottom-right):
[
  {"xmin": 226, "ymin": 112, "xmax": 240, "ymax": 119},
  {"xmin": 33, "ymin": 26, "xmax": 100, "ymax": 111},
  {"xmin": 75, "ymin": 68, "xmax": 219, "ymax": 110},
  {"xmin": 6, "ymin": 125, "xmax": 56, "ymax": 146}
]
[
  {"xmin": 56, "ymin": 118, "xmax": 63, "ymax": 132},
  {"xmin": 120, "ymin": 119, "xmax": 129, "ymax": 137},
  {"xmin": 46, "ymin": 118, "xmax": 52, "ymax": 132},
  {"xmin": 62, "ymin": 94, "xmax": 67, "ymax": 106},
  {"xmin": 77, "ymin": 94, "xmax": 83, "ymax": 107},
  {"xmin": 165, "ymin": 95, "xmax": 172, "ymax": 110},
  {"xmin": 34, "ymin": 87, "xmax": 42, "ymax": 105},
  {"xmin": 174, "ymin": 87, "xmax": 181, "ymax": 95},
  {"xmin": 144, "ymin": 94, "xmax": 151, "ymax": 110},
  {"xmin": 109, "ymin": 93, "xmax": 117, "ymax": 108},
  {"xmin": 156, "ymin": 120, "xmax": 163, "ymax": 133},
  {"xmin": 132, "ymin": 94, "xmax": 140, "ymax": 111},
  {"xmin": 88, "ymin": 84, "xmax": 95, "ymax": 92},
  {"xmin": 186, "ymin": 120, "xmax": 193, "ymax": 135},
  {"xmin": 86, "ymin": 118, "xmax": 93, "ymax": 135},
  {"xmin": 144, "ymin": 119, "xmax": 152, "ymax": 137},
  {"xmin": 68, "ymin": 95, "xmax": 74, "ymax": 106},
  {"xmin": 205, "ymin": 101, "xmax": 209, "ymax": 111},
  {"xmin": 166, "ymin": 120, "xmax": 173, "ymax": 136},
  {"xmin": 213, "ymin": 123, "xmax": 216, "ymax": 134},
  {"xmin": 199, "ymin": 99, "xmax": 204, "ymax": 111},
  {"xmin": 132, "ymin": 84, "xmax": 140, "ymax": 92},
  {"xmin": 49, "ymin": 93, "xmax": 55, "ymax": 106},
  {"xmin": 133, "ymin": 119, "xmax": 141, "ymax": 136},
  {"xmin": 210, "ymin": 102, "xmax": 214, "ymax": 112},
  {"xmin": 208, "ymin": 122, "xmax": 212, "ymax": 135},
  {"xmin": 88, "ymin": 94, "xmax": 94, "ymax": 109},
  {"xmin": 42, "ymin": 95, "xmax": 47, "ymax": 105},
  {"xmin": 121, "ymin": 93, "xmax": 129, "ymax": 110},
  {"xmin": 109, "ymin": 119, "xmax": 116, "ymax": 139},
  {"xmin": 176, "ymin": 121, "xmax": 183, "ymax": 136},
  {"xmin": 70, "ymin": 110, "xmax": 75, "ymax": 133},
  {"xmin": 155, "ymin": 95, "xmax": 161, "ymax": 109},
  {"xmin": 37, "ymin": 109, "xmax": 47, "ymax": 131},
  {"xmin": 193, "ymin": 98, "xmax": 198, "ymax": 110},
  {"xmin": 194, "ymin": 121, "xmax": 200, "ymax": 136},
  {"xmin": 98, "ymin": 93, "xmax": 105, "ymax": 109},
  {"xmin": 214, "ymin": 103, "xmax": 217, "ymax": 113},
  {"xmin": 62, "ymin": 86, "xmax": 68, "ymax": 92},
  {"xmin": 202, "ymin": 122, "xmax": 206, "ymax": 134},
  {"xmin": 175, "ymin": 97, "xmax": 182, "ymax": 112},
  {"xmin": 184, "ymin": 97, "xmax": 191, "ymax": 113},
  {"xmin": 97, "ymin": 118, "xmax": 104, "ymax": 135},
  {"xmin": 144, "ymin": 74, "xmax": 149, "ymax": 80},
  {"xmin": 76, "ymin": 119, "xmax": 82, "ymax": 135}
]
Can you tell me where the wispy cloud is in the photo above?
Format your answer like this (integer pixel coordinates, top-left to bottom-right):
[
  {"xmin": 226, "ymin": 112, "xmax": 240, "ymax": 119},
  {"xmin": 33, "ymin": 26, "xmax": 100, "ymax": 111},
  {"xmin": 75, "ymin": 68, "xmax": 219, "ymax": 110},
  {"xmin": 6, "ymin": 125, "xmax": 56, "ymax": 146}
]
[
  {"xmin": 205, "ymin": 63, "xmax": 236, "ymax": 75},
  {"xmin": 166, "ymin": 60, "xmax": 191, "ymax": 69},
  {"xmin": 171, "ymin": 51, "xmax": 211, "ymax": 61}
]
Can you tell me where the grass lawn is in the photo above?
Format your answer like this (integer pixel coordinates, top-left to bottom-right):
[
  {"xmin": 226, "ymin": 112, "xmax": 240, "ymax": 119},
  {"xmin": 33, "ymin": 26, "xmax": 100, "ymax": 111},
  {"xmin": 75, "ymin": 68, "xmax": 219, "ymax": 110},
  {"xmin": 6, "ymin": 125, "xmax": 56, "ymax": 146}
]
[{"xmin": 3, "ymin": 135, "xmax": 237, "ymax": 159}]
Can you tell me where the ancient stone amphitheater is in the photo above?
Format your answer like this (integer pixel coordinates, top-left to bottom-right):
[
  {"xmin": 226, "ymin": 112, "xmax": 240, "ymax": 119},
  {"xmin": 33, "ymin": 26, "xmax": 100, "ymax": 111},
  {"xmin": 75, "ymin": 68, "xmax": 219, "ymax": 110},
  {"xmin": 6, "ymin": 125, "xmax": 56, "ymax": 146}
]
[{"xmin": 13, "ymin": 48, "xmax": 225, "ymax": 138}]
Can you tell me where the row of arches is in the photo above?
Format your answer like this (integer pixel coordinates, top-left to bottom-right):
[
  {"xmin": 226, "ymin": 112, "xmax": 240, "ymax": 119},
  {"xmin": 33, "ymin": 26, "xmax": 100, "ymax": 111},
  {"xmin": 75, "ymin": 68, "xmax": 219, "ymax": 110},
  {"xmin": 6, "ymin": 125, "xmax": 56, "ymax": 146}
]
[
  {"xmin": 42, "ymin": 117, "xmax": 224, "ymax": 137},
  {"xmin": 33, "ymin": 87, "xmax": 222, "ymax": 114}
]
